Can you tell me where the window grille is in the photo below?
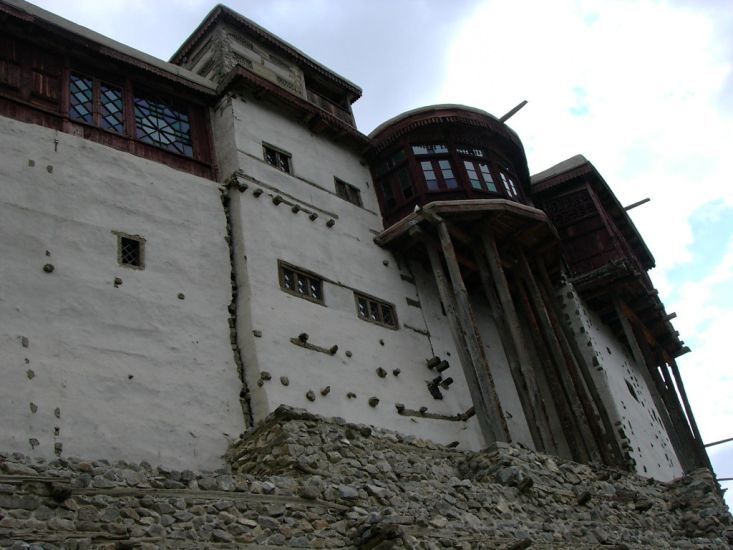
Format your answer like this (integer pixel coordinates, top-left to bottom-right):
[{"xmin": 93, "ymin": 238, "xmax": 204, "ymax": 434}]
[
  {"xmin": 354, "ymin": 293, "xmax": 398, "ymax": 329},
  {"xmin": 116, "ymin": 233, "xmax": 145, "ymax": 269},
  {"xmin": 278, "ymin": 261, "xmax": 324, "ymax": 304},
  {"xmin": 134, "ymin": 96, "xmax": 193, "ymax": 156}
]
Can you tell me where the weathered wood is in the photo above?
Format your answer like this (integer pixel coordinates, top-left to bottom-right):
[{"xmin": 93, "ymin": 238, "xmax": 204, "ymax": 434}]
[
  {"xmin": 536, "ymin": 260, "xmax": 625, "ymax": 467},
  {"xmin": 514, "ymin": 277, "xmax": 588, "ymax": 462},
  {"xmin": 479, "ymin": 229, "xmax": 556, "ymax": 453},
  {"xmin": 613, "ymin": 298, "xmax": 697, "ymax": 471},
  {"xmin": 516, "ymin": 248, "xmax": 601, "ymax": 462},
  {"xmin": 667, "ymin": 357, "xmax": 711, "ymax": 469},
  {"xmin": 435, "ymin": 221, "xmax": 509, "ymax": 441},
  {"xmin": 424, "ymin": 236, "xmax": 498, "ymax": 443}
]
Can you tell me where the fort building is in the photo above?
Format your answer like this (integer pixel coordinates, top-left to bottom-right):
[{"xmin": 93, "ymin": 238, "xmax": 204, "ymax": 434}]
[{"xmin": 0, "ymin": 2, "xmax": 729, "ymax": 548}]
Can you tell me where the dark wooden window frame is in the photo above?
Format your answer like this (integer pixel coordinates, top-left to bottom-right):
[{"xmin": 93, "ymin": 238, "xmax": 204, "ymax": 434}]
[
  {"xmin": 278, "ymin": 260, "xmax": 325, "ymax": 305},
  {"xmin": 354, "ymin": 291, "xmax": 398, "ymax": 330},
  {"xmin": 334, "ymin": 177, "xmax": 362, "ymax": 207},
  {"xmin": 263, "ymin": 142, "xmax": 293, "ymax": 174}
]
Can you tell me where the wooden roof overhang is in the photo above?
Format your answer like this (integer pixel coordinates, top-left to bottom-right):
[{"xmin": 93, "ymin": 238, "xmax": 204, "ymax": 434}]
[
  {"xmin": 219, "ymin": 66, "xmax": 370, "ymax": 151},
  {"xmin": 375, "ymin": 199, "xmax": 561, "ymax": 283},
  {"xmin": 572, "ymin": 261, "xmax": 688, "ymax": 359},
  {"xmin": 368, "ymin": 106, "xmax": 531, "ymax": 194},
  {"xmin": 532, "ymin": 157, "xmax": 655, "ymax": 271},
  {"xmin": 170, "ymin": 4, "xmax": 362, "ymax": 103},
  {"xmin": 0, "ymin": 0, "xmax": 216, "ymax": 98}
]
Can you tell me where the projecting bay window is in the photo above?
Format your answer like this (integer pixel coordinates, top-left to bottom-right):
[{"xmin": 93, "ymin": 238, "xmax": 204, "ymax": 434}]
[
  {"xmin": 278, "ymin": 261, "xmax": 324, "ymax": 305},
  {"xmin": 355, "ymin": 293, "xmax": 398, "ymax": 329}
]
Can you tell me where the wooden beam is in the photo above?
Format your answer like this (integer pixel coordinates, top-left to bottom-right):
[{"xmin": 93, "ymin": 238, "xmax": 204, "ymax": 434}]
[
  {"xmin": 516, "ymin": 247, "xmax": 601, "ymax": 462},
  {"xmin": 479, "ymin": 228, "xmax": 557, "ymax": 453},
  {"xmin": 435, "ymin": 221, "xmax": 510, "ymax": 442},
  {"xmin": 424, "ymin": 237, "xmax": 498, "ymax": 444}
]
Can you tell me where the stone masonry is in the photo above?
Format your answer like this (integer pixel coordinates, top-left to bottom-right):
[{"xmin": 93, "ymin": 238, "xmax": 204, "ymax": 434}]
[{"xmin": 1, "ymin": 406, "xmax": 731, "ymax": 549}]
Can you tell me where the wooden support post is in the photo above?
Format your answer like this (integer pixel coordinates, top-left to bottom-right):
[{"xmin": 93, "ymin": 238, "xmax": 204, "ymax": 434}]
[
  {"xmin": 435, "ymin": 221, "xmax": 510, "ymax": 442},
  {"xmin": 479, "ymin": 229, "xmax": 557, "ymax": 453},
  {"xmin": 424, "ymin": 237, "xmax": 499, "ymax": 444},
  {"xmin": 516, "ymin": 248, "xmax": 602, "ymax": 462},
  {"xmin": 514, "ymin": 278, "xmax": 588, "ymax": 462},
  {"xmin": 535, "ymin": 261, "xmax": 625, "ymax": 467},
  {"xmin": 614, "ymin": 297, "xmax": 697, "ymax": 471}
]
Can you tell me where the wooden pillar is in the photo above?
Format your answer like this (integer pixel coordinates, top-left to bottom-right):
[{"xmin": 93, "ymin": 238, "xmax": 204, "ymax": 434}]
[
  {"xmin": 478, "ymin": 229, "xmax": 557, "ymax": 453},
  {"xmin": 435, "ymin": 221, "xmax": 510, "ymax": 442},
  {"xmin": 516, "ymin": 248, "xmax": 602, "ymax": 462},
  {"xmin": 535, "ymin": 261, "xmax": 625, "ymax": 467},
  {"xmin": 514, "ymin": 276, "xmax": 590, "ymax": 463},
  {"xmin": 423, "ymin": 236, "xmax": 501, "ymax": 444}
]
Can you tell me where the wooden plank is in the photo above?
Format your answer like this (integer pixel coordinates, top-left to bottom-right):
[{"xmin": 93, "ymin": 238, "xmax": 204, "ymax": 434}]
[
  {"xmin": 435, "ymin": 221, "xmax": 509, "ymax": 442},
  {"xmin": 536, "ymin": 260, "xmax": 624, "ymax": 467},
  {"xmin": 516, "ymin": 247, "xmax": 601, "ymax": 462},
  {"xmin": 424, "ymin": 236, "xmax": 498, "ymax": 444},
  {"xmin": 479, "ymin": 229, "xmax": 557, "ymax": 453}
]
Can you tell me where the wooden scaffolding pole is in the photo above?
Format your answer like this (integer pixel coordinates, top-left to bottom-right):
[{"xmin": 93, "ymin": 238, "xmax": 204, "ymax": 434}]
[
  {"xmin": 422, "ymin": 234, "xmax": 501, "ymax": 443},
  {"xmin": 478, "ymin": 228, "xmax": 557, "ymax": 453},
  {"xmin": 516, "ymin": 248, "xmax": 602, "ymax": 462},
  {"xmin": 435, "ymin": 221, "xmax": 510, "ymax": 442}
]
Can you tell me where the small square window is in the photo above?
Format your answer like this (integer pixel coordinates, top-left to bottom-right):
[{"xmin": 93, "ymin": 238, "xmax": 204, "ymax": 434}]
[
  {"xmin": 114, "ymin": 232, "xmax": 145, "ymax": 269},
  {"xmin": 263, "ymin": 143, "xmax": 292, "ymax": 174},
  {"xmin": 278, "ymin": 261, "xmax": 324, "ymax": 305},
  {"xmin": 334, "ymin": 178, "xmax": 362, "ymax": 207},
  {"xmin": 354, "ymin": 292, "xmax": 398, "ymax": 329}
]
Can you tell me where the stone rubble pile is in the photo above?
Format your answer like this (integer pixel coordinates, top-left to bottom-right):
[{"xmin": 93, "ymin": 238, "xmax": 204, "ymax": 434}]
[{"xmin": 1, "ymin": 405, "xmax": 731, "ymax": 549}]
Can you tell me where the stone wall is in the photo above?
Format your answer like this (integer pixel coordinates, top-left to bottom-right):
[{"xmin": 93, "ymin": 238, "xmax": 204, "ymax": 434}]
[{"xmin": 1, "ymin": 406, "xmax": 731, "ymax": 549}]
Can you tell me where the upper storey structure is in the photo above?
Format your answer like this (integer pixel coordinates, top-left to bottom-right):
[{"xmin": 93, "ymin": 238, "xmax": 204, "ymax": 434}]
[
  {"xmin": 171, "ymin": 4, "xmax": 364, "ymax": 142},
  {"xmin": 368, "ymin": 105, "xmax": 530, "ymax": 227}
]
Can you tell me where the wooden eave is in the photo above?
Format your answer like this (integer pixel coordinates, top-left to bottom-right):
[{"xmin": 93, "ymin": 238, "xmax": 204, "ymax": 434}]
[
  {"xmin": 219, "ymin": 66, "xmax": 369, "ymax": 150},
  {"xmin": 0, "ymin": 0, "xmax": 216, "ymax": 99},
  {"xmin": 170, "ymin": 4, "xmax": 362, "ymax": 102},
  {"xmin": 571, "ymin": 261, "xmax": 687, "ymax": 358},
  {"xmin": 532, "ymin": 159, "xmax": 655, "ymax": 271}
]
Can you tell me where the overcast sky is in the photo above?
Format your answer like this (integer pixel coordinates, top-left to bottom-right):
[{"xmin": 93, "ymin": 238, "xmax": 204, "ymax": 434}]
[{"xmin": 31, "ymin": 0, "xmax": 733, "ymax": 497}]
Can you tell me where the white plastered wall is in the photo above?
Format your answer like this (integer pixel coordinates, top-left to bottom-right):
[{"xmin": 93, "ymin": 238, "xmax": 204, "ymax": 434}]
[
  {"xmin": 557, "ymin": 282, "xmax": 683, "ymax": 480},
  {"xmin": 0, "ymin": 116, "xmax": 244, "ymax": 469},
  {"xmin": 212, "ymin": 92, "xmax": 518, "ymax": 450}
]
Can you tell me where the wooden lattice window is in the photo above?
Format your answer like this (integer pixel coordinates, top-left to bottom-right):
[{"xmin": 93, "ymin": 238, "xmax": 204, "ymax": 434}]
[
  {"xmin": 134, "ymin": 95, "xmax": 193, "ymax": 156},
  {"xmin": 278, "ymin": 261, "xmax": 323, "ymax": 304},
  {"xmin": 354, "ymin": 293, "xmax": 398, "ymax": 329},
  {"xmin": 115, "ymin": 232, "xmax": 145, "ymax": 269},
  {"xmin": 335, "ymin": 178, "xmax": 362, "ymax": 206},
  {"xmin": 263, "ymin": 143, "xmax": 292, "ymax": 174},
  {"xmin": 69, "ymin": 73, "xmax": 125, "ymax": 134}
]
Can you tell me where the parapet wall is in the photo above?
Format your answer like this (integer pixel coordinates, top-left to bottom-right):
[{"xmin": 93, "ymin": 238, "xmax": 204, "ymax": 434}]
[{"xmin": 1, "ymin": 406, "xmax": 731, "ymax": 549}]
